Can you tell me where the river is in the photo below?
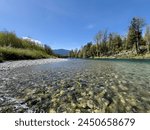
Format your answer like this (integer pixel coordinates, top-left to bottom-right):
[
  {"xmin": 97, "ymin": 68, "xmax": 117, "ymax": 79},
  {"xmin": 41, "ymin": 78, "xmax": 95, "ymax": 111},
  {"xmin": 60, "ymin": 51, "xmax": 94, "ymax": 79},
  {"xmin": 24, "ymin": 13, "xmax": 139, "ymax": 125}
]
[{"xmin": 0, "ymin": 59, "xmax": 150, "ymax": 112}]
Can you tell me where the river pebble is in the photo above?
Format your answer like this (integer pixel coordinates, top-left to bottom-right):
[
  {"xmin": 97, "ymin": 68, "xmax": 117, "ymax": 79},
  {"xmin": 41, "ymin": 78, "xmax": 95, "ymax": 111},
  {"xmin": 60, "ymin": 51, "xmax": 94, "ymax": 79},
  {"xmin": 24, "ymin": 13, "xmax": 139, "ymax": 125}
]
[{"xmin": 0, "ymin": 59, "xmax": 150, "ymax": 113}]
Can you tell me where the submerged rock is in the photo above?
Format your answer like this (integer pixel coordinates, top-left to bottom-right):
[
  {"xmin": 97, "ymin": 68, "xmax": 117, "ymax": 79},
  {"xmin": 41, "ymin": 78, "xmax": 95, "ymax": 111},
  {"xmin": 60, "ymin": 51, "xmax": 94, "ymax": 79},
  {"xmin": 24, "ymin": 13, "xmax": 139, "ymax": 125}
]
[{"xmin": 0, "ymin": 59, "xmax": 150, "ymax": 113}]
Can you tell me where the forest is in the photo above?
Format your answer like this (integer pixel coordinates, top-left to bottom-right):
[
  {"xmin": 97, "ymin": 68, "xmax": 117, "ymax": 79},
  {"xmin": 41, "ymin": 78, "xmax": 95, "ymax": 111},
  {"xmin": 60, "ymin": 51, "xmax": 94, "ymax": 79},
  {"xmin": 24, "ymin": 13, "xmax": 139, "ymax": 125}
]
[{"xmin": 69, "ymin": 17, "xmax": 150, "ymax": 59}]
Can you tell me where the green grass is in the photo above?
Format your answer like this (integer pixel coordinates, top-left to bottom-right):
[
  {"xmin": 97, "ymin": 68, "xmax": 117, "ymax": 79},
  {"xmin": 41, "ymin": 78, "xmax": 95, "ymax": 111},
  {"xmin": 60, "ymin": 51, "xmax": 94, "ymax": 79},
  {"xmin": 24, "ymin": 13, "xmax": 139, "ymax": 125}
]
[
  {"xmin": 0, "ymin": 47, "xmax": 52, "ymax": 61},
  {"xmin": 0, "ymin": 31, "xmax": 55, "ymax": 62},
  {"xmin": 0, "ymin": 57, "xmax": 3, "ymax": 62}
]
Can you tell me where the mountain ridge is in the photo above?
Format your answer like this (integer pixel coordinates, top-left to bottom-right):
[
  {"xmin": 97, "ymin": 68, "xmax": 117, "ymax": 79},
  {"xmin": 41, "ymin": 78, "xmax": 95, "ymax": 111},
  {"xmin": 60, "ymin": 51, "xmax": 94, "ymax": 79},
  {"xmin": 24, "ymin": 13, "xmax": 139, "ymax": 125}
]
[{"xmin": 53, "ymin": 49, "xmax": 70, "ymax": 56}]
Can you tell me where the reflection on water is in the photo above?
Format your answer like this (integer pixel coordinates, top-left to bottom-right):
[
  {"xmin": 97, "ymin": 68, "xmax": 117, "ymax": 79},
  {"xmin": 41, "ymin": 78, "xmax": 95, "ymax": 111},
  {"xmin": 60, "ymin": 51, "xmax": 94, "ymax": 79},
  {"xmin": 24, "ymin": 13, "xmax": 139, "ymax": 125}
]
[{"xmin": 0, "ymin": 59, "xmax": 150, "ymax": 112}]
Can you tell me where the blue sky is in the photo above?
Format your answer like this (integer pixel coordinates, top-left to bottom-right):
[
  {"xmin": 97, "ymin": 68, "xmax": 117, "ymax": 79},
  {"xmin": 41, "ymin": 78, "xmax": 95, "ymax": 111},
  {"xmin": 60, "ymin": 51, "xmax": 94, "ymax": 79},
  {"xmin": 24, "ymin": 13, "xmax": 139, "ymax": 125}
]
[{"xmin": 0, "ymin": 0, "xmax": 150, "ymax": 49}]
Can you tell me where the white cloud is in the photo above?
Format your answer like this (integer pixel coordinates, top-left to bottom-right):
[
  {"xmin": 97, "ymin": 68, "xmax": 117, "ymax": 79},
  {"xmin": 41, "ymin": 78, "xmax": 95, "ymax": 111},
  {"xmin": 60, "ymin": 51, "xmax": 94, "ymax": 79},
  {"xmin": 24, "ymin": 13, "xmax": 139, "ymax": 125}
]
[{"xmin": 22, "ymin": 37, "xmax": 44, "ymax": 47}]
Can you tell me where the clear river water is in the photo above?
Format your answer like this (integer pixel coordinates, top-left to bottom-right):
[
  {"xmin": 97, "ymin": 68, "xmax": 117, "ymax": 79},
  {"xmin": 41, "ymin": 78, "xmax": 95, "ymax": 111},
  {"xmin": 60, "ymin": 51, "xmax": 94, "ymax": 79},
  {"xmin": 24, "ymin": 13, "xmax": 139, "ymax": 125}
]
[{"xmin": 0, "ymin": 59, "xmax": 150, "ymax": 113}]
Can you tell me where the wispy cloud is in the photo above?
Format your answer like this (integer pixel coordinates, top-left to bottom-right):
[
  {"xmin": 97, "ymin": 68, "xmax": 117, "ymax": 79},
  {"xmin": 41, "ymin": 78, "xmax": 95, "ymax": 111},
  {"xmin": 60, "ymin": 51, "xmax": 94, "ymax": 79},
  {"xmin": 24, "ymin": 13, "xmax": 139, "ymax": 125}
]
[{"xmin": 86, "ymin": 24, "xmax": 95, "ymax": 29}]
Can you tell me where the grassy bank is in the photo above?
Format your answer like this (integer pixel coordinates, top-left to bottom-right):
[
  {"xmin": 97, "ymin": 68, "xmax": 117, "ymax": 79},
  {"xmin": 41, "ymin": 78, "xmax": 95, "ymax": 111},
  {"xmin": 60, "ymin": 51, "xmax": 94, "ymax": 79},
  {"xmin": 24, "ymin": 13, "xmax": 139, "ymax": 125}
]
[
  {"xmin": 0, "ymin": 31, "xmax": 55, "ymax": 62},
  {"xmin": 0, "ymin": 57, "xmax": 3, "ymax": 62},
  {"xmin": 0, "ymin": 47, "xmax": 53, "ymax": 61}
]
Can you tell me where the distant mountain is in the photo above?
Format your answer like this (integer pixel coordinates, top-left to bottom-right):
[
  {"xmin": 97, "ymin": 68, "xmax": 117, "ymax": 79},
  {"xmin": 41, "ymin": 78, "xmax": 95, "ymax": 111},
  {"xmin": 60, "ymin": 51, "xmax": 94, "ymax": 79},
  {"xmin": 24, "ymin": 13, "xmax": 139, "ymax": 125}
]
[{"xmin": 53, "ymin": 49, "xmax": 70, "ymax": 56}]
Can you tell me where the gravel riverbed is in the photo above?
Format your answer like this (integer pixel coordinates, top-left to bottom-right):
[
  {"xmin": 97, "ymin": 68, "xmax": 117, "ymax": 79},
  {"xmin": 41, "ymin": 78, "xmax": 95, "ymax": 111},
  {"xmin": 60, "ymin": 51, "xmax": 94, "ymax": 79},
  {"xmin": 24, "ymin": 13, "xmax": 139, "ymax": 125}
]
[{"xmin": 0, "ymin": 58, "xmax": 150, "ymax": 113}]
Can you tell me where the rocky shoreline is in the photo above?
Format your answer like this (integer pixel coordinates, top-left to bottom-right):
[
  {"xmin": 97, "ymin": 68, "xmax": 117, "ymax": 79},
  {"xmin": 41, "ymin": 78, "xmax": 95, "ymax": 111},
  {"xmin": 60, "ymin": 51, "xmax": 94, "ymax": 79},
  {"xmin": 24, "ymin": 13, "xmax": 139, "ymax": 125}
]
[
  {"xmin": 94, "ymin": 51, "xmax": 150, "ymax": 59},
  {"xmin": 0, "ymin": 58, "xmax": 68, "ymax": 71}
]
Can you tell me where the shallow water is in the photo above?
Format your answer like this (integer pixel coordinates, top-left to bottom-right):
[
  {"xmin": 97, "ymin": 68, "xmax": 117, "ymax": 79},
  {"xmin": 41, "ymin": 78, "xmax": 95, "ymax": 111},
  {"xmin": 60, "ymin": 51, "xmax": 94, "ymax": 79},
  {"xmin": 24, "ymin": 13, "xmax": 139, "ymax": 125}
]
[{"xmin": 0, "ymin": 59, "xmax": 150, "ymax": 112}]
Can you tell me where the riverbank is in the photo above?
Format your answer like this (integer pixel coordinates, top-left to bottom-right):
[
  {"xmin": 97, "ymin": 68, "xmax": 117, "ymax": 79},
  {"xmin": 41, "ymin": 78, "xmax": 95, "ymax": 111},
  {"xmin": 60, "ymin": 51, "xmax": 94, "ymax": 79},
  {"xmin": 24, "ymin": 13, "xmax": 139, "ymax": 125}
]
[
  {"xmin": 0, "ymin": 58, "xmax": 68, "ymax": 71},
  {"xmin": 0, "ymin": 32, "xmax": 55, "ymax": 62},
  {"xmin": 94, "ymin": 50, "xmax": 150, "ymax": 59},
  {"xmin": 0, "ymin": 47, "xmax": 56, "ymax": 62}
]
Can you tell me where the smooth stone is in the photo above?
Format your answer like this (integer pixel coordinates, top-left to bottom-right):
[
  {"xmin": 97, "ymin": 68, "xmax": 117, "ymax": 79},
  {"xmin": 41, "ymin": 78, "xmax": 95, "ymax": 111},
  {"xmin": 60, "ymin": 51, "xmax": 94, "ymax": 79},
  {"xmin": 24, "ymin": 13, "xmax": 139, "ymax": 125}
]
[
  {"xmin": 106, "ymin": 104, "xmax": 117, "ymax": 112},
  {"xmin": 87, "ymin": 100, "xmax": 94, "ymax": 109},
  {"xmin": 125, "ymin": 106, "xmax": 132, "ymax": 112},
  {"xmin": 122, "ymin": 80, "xmax": 128, "ymax": 84},
  {"xmin": 141, "ymin": 97, "xmax": 150, "ymax": 102},
  {"xmin": 88, "ymin": 91, "xmax": 94, "ymax": 96},
  {"xmin": 126, "ymin": 98, "xmax": 137, "ymax": 106},
  {"xmin": 102, "ymin": 98, "xmax": 109, "ymax": 107},
  {"xmin": 120, "ymin": 98, "xmax": 126, "ymax": 105},
  {"xmin": 98, "ymin": 90, "xmax": 107, "ymax": 97},
  {"xmin": 81, "ymin": 92, "xmax": 86, "ymax": 96},
  {"xmin": 77, "ymin": 98, "xmax": 83, "ymax": 102},
  {"xmin": 110, "ymin": 86, "xmax": 118, "ymax": 92},
  {"xmin": 49, "ymin": 109, "xmax": 56, "ymax": 113},
  {"xmin": 115, "ymin": 75, "xmax": 119, "ymax": 78},
  {"xmin": 78, "ymin": 100, "xmax": 87, "ymax": 108},
  {"xmin": 118, "ymin": 85, "xmax": 128, "ymax": 91},
  {"xmin": 94, "ymin": 109, "xmax": 103, "ymax": 113},
  {"xmin": 75, "ymin": 109, "xmax": 81, "ymax": 113},
  {"xmin": 71, "ymin": 102, "xmax": 76, "ymax": 108}
]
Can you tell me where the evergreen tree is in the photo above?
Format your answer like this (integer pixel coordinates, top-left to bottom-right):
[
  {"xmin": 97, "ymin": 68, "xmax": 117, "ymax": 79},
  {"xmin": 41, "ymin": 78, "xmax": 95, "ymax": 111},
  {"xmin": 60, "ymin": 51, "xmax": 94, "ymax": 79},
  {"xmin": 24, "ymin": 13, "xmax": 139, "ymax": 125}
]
[
  {"xmin": 44, "ymin": 44, "xmax": 53, "ymax": 55},
  {"xmin": 127, "ymin": 17, "xmax": 145, "ymax": 53}
]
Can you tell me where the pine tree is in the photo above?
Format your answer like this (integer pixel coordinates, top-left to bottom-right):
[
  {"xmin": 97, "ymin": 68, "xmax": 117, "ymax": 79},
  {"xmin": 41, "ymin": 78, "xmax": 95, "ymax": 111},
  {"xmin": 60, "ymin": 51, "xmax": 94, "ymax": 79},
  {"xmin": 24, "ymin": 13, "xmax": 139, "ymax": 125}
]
[{"xmin": 127, "ymin": 17, "xmax": 145, "ymax": 53}]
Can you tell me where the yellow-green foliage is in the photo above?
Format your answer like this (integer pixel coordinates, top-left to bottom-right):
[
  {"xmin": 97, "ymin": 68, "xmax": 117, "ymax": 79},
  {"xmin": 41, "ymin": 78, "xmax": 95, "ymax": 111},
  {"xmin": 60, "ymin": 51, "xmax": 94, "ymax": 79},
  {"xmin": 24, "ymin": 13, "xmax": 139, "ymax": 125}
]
[
  {"xmin": 0, "ymin": 47, "xmax": 51, "ymax": 60},
  {"xmin": 0, "ymin": 57, "xmax": 3, "ymax": 62},
  {"xmin": 0, "ymin": 31, "xmax": 54, "ymax": 61},
  {"xmin": 0, "ymin": 31, "xmax": 45, "ymax": 50}
]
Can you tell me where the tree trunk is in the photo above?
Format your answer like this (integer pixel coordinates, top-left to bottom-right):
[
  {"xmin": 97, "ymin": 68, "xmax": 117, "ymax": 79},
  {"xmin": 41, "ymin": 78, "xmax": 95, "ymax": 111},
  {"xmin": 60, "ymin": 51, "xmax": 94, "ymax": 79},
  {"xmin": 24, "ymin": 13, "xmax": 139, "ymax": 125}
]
[
  {"xmin": 136, "ymin": 32, "xmax": 140, "ymax": 54},
  {"xmin": 96, "ymin": 43, "xmax": 99, "ymax": 57},
  {"xmin": 147, "ymin": 41, "xmax": 150, "ymax": 53},
  {"xmin": 135, "ymin": 40, "xmax": 139, "ymax": 54}
]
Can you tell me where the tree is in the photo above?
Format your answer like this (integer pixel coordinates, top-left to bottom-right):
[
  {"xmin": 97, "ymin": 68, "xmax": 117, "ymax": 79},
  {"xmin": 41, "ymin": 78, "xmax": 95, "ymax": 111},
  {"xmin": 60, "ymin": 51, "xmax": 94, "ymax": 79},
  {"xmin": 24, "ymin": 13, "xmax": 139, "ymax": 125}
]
[
  {"xmin": 94, "ymin": 31, "xmax": 103, "ymax": 57},
  {"xmin": 122, "ymin": 36, "xmax": 127, "ymax": 50},
  {"xmin": 78, "ymin": 49, "xmax": 83, "ymax": 58},
  {"xmin": 126, "ymin": 27, "xmax": 136, "ymax": 50},
  {"xmin": 69, "ymin": 17, "xmax": 148, "ymax": 58},
  {"xmin": 94, "ymin": 30, "xmax": 108, "ymax": 56},
  {"xmin": 145, "ymin": 26, "xmax": 150, "ymax": 53},
  {"xmin": 90, "ymin": 44, "xmax": 97, "ymax": 58},
  {"xmin": 44, "ymin": 44, "xmax": 53, "ymax": 55},
  {"xmin": 112, "ymin": 34, "xmax": 123, "ymax": 52},
  {"xmin": 69, "ymin": 50, "xmax": 75, "ymax": 58},
  {"xmin": 128, "ymin": 17, "xmax": 145, "ymax": 53},
  {"xmin": 101, "ymin": 30, "xmax": 108, "ymax": 55},
  {"xmin": 74, "ymin": 48, "xmax": 79, "ymax": 58},
  {"xmin": 108, "ymin": 33, "xmax": 113, "ymax": 51},
  {"xmin": 82, "ymin": 42, "xmax": 92, "ymax": 58}
]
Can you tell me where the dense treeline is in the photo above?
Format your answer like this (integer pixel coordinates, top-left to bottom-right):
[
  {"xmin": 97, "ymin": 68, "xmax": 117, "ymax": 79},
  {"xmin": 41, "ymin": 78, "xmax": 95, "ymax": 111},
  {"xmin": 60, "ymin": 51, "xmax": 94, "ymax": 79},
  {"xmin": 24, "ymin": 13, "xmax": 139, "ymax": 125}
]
[
  {"xmin": 69, "ymin": 17, "xmax": 150, "ymax": 58},
  {"xmin": 0, "ymin": 31, "xmax": 54, "ymax": 62}
]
